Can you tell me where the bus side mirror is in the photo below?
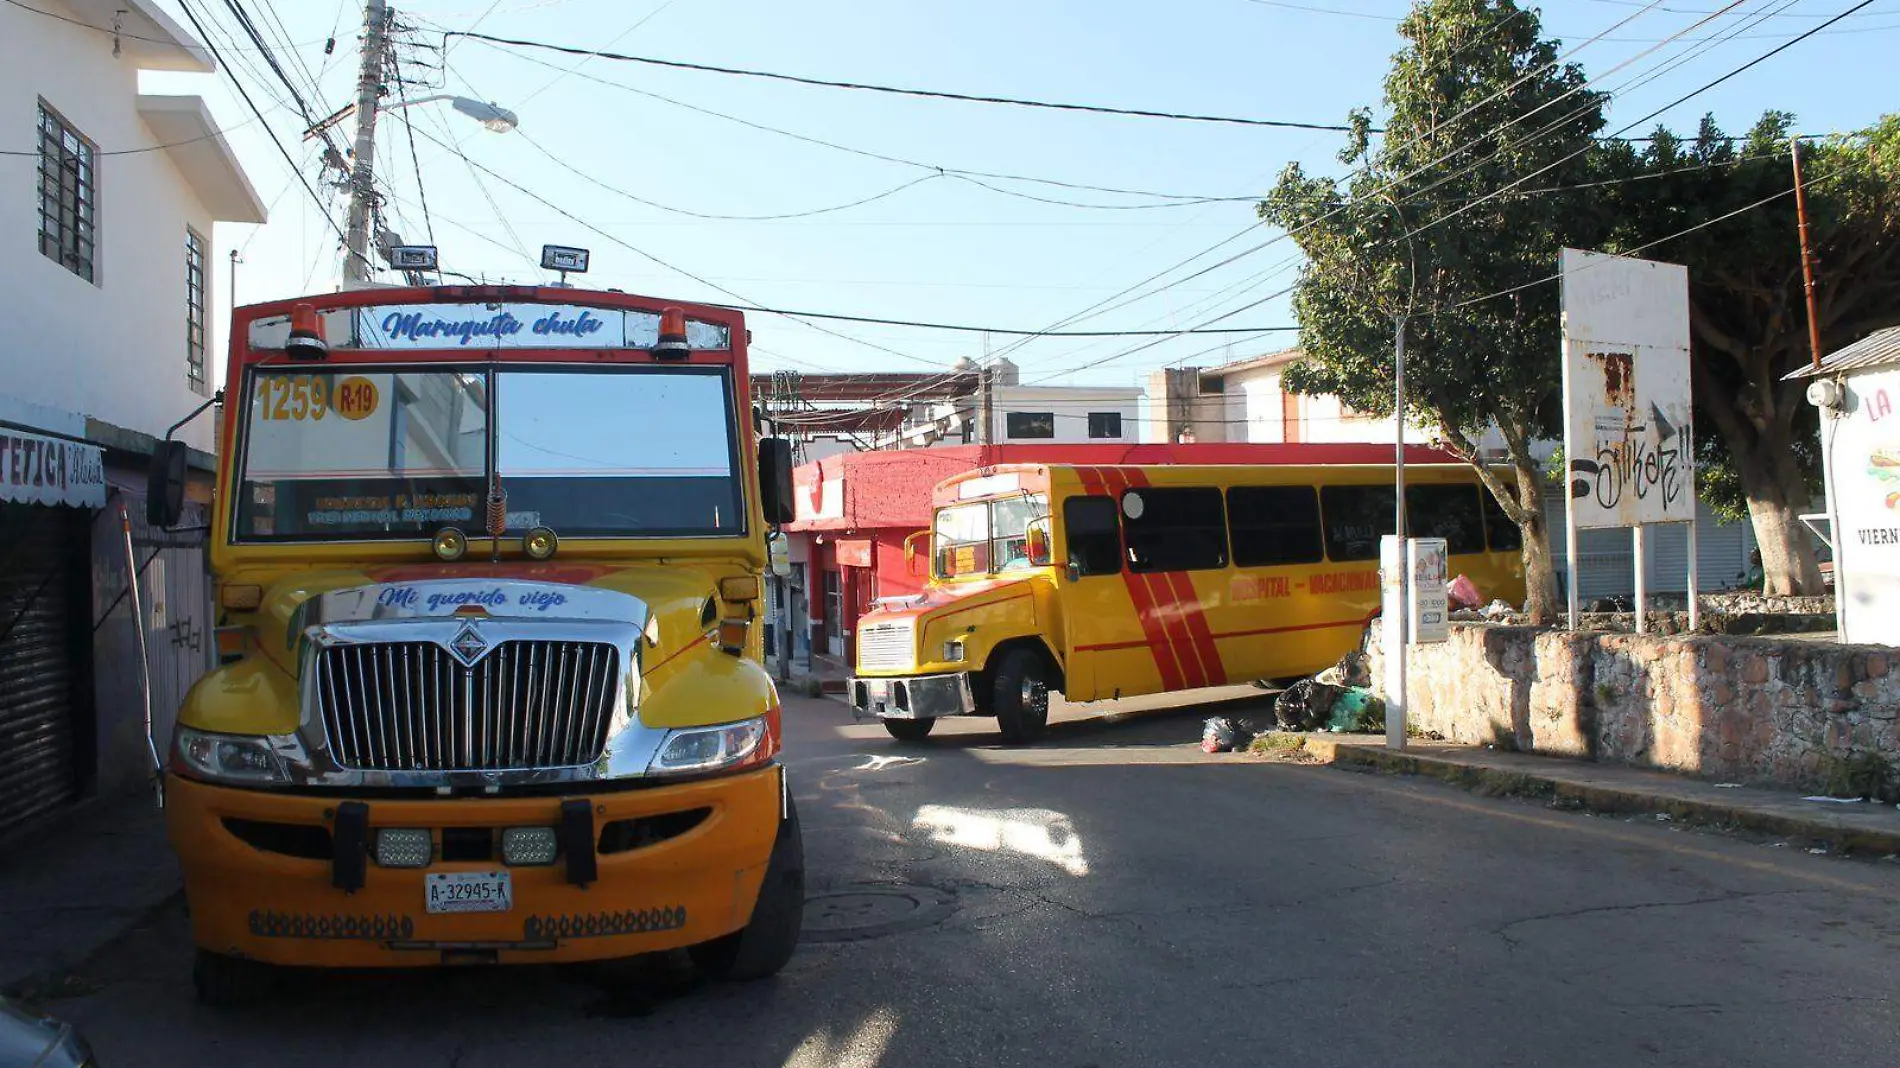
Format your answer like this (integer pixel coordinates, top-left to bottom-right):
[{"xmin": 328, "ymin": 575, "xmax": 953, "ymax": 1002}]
[
  {"xmin": 1026, "ymin": 522, "xmax": 1051, "ymax": 566},
  {"xmin": 903, "ymin": 529, "xmax": 930, "ymax": 572},
  {"xmin": 758, "ymin": 437, "xmax": 796, "ymax": 526},
  {"xmin": 147, "ymin": 440, "xmax": 189, "ymax": 529}
]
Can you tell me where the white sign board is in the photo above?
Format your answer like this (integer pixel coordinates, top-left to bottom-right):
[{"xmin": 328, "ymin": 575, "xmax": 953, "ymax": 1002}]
[
  {"xmin": 0, "ymin": 428, "xmax": 106, "ymax": 508},
  {"xmin": 1381, "ymin": 535, "xmax": 1450, "ymax": 645},
  {"xmin": 246, "ymin": 304, "xmax": 732, "ymax": 352},
  {"xmin": 1830, "ymin": 367, "xmax": 1900, "ymax": 646},
  {"xmin": 1560, "ymin": 249, "xmax": 1695, "ymax": 529}
]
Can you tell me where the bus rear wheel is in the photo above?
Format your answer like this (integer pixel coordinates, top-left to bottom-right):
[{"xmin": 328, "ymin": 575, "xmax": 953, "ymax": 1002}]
[
  {"xmin": 992, "ymin": 649, "xmax": 1051, "ymax": 744},
  {"xmin": 883, "ymin": 718, "xmax": 936, "ymax": 742},
  {"xmin": 192, "ymin": 948, "xmax": 275, "ymax": 1008}
]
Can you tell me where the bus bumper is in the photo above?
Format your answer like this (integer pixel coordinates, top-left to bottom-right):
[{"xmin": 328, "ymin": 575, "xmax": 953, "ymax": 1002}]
[
  {"xmin": 164, "ymin": 765, "xmax": 783, "ymax": 968},
  {"xmin": 849, "ymin": 672, "xmax": 974, "ymax": 720}
]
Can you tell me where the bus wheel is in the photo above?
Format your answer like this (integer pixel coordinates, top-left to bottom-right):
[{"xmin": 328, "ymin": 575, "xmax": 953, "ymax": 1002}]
[
  {"xmin": 192, "ymin": 948, "xmax": 274, "ymax": 1008},
  {"xmin": 883, "ymin": 718, "xmax": 936, "ymax": 742},
  {"xmin": 690, "ymin": 797, "xmax": 805, "ymax": 982},
  {"xmin": 992, "ymin": 649, "xmax": 1051, "ymax": 744}
]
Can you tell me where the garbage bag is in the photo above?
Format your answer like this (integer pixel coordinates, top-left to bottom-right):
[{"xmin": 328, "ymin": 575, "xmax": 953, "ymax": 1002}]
[
  {"xmin": 1333, "ymin": 650, "xmax": 1371, "ymax": 689},
  {"xmin": 1201, "ymin": 716, "xmax": 1252, "ymax": 753},
  {"xmin": 1449, "ymin": 574, "xmax": 1483, "ymax": 608},
  {"xmin": 1325, "ymin": 687, "xmax": 1386, "ymax": 733},
  {"xmin": 1274, "ymin": 679, "xmax": 1342, "ymax": 732}
]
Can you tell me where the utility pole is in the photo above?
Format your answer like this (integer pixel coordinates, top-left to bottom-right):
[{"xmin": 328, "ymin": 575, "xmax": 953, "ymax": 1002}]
[
  {"xmin": 343, "ymin": 0, "xmax": 390, "ymax": 286},
  {"xmin": 1387, "ymin": 314, "xmax": 1408, "ymax": 751},
  {"xmin": 1790, "ymin": 135, "xmax": 1825, "ymax": 371}
]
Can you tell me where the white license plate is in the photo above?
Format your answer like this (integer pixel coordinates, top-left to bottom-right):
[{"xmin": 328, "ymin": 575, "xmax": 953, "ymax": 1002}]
[{"xmin": 425, "ymin": 871, "xmax": 513, "ymax": 914}]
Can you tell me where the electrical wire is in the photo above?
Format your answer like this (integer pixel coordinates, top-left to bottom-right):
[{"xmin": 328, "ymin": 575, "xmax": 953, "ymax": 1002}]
[{"xmin": 447, "ymin": 30, "xmax": 1368, "ymax": 131}]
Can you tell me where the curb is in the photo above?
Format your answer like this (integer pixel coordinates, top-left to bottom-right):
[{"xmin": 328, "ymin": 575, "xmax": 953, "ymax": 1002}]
[{"xmin": 1296, "ymin": 736, "xmax": 1900, "ymax": 856}]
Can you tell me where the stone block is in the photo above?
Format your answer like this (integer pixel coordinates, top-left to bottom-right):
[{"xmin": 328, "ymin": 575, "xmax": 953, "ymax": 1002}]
[
  {"xmin": 1865, "ymin": 653, "xmax": 1889, "ymax": 679},
  {"xmin": 1742, "ymin": 655, "xmax": 1770, "ymax": 685}
]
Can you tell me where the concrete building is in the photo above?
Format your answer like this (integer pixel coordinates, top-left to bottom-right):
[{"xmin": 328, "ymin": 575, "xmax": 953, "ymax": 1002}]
[{"xmin": 0, "ymin": 0, "xmax": 267, "ymax": 836}]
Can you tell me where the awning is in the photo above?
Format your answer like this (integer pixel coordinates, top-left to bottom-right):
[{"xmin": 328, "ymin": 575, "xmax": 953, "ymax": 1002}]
[{"xmin": 0, "ymin": 429, "xmax": 106, "ymax": 508}]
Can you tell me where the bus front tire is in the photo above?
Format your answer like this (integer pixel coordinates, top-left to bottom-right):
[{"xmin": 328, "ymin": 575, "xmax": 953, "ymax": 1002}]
[
  {"xmin": 690, "ymin": 797, "xmax": 804, "ymax": 982},
  {"xmin": 883, "ymin": 718, "xmax": 936, "ymax": 742},
  {"xmin": 992, "ymin": 649, "xmax": 1051, "ymax": 744},
  {"xmin": 192, "ymin": 948, "xmax": 274, "ymax": 1008}
]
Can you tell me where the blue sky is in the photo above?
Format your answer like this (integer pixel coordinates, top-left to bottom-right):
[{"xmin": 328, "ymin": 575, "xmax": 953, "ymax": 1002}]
[{"xmin": 137, "ymin": 0, "xmax": 1899, "ymax": 387}]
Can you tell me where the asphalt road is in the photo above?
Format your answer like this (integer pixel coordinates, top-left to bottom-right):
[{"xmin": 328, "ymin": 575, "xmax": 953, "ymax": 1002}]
[{"xmin": 51, "ymin": 692, "xmax": 1900, "ymax": 1067}]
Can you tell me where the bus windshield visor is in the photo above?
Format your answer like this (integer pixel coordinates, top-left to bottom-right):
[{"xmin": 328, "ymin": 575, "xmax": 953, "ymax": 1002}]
[
  {"xmin": 934, "ymin": 494, "xmax": 1048, "ymax": 578},
  {"xmin": 234, "ymin": 366, "xmax": 743, "ymax": 541}
]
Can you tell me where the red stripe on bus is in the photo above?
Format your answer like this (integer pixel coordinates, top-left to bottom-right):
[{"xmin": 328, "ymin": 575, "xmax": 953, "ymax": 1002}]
[
  {"xmin": 1211, "ymin": 619, "xmax": 1365, "ymax": 641},
  {"xmin": 1166, "ymin": 570, "xmax": 1227, "ymax": 686},
  {"xmin": 1097, "ymin": 466, "xmax": 1191, "ymax": 691}
]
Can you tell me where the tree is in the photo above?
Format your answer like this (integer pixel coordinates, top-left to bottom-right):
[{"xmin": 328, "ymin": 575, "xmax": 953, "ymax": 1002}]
[
  {"xmin": 1261, "ymin": 0, "xmax": 1611, "ymax": 623},
  {"xmin": 1600, "ymin": 113, "xmax": 1900, "ymax": 595}
]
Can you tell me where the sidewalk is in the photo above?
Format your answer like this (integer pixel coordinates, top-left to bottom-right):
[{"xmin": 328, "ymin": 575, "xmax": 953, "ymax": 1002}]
[
  {"xmin": 1297, "ymin": 734, "xmax": 1900, "ymax": 855},
  {"xmin": 0, "ymin": 791, "xmax": 179, "ymax": 994}
]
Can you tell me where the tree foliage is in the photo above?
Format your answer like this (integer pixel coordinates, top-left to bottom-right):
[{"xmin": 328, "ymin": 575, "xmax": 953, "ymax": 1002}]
[
  {"xmin": 1600, "ymin": 112, "xmax": 1900, "ymax": 591},
  {"xmin": 1260, "ymin": 0, "xmax": 1610, "ymax": 621}
]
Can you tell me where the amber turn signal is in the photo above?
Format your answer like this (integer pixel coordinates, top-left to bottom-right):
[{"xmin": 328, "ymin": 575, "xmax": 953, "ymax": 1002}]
[
  {"xmin": 716, "ymin": 618, "xmax": 749, "ymax": 655},
  {"xmin": 523, "ymin": 526, "xmax": 559, "ymax": 560},
  {"xmin": 219, "ymin": 584, "xmax": 263, "ymax": 610},
  {"xmin": 432, "ymin": 527, "xmax": 469, "ymax": 562},
  {"xmin": 718, "ymin": 575, "xmax": 760, "ymax": 602}
]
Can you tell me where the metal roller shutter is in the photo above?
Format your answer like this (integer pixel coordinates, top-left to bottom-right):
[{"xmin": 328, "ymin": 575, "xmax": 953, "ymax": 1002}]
[{"xmin": 0, "ymin": 503, "xmax": 85, "ymax": 836}]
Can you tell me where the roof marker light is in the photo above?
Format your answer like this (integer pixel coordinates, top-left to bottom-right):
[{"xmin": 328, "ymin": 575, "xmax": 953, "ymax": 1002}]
[
  {"xmin": 285, "ymin": 303, "xmax": 328, "ymax": 361},
  {"xmin": 654, "ymin": 306, "xmax": 690, "ymax": 360}
]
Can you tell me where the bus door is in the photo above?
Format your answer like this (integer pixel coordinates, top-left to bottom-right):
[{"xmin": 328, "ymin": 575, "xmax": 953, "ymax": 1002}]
[{"xmin": 1056, "ymin": 494, "xmax": 1146, "ymax": 701}]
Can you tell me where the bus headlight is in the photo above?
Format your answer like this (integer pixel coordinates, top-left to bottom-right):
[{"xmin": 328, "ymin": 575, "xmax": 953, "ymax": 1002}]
[
  {"xmin": 173, "ymin": 727, "xmax": 295, "ymax": 785},
  {"xmin": 647, "ymin": 717, "xmax": 770, "ymax": 776}
]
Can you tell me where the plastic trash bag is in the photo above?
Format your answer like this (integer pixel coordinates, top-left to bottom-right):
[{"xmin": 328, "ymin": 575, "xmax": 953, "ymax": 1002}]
[
  {"xmin": 1274, "ymin": 679, "xmax": 1342, "ymax": 732},
  {"xmin": 1201, "ymin": 716, "xmax": 1252, "ymax": 753},
  {"xmin": 1449, "ymin": 574, "xmax": 1483, "ymax": 608},
  {"xmin": 1325, "ymin": 687, "xmax": 1386, "ymax": 733}
]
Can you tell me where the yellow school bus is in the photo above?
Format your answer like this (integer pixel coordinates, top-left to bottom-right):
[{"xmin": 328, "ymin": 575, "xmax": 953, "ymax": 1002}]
[
  {"xmin": 147, "ymin": 286, "xmax": 802, "ymax": 1004},
  {"xmin": 849, "ymin": 462, "xmax": 1525, "ymax": 742}
]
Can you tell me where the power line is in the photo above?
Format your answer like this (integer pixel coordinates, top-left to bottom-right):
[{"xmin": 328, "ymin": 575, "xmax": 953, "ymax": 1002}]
[
  {"xmin": 447, "ymin": 30, "xmax": 1366, "ymax": 132},
  {"xmin": 173, "ymin": 0, "xmax": 362, "ymax": 276},
  {"xmin": 0, "ymin": 0, "xmax": 322, "ymax": 50}
]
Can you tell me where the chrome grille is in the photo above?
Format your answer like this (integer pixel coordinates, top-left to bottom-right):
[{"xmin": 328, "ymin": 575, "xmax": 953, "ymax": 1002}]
[
  {"xmin": 856, "ymin": 621, "xmax": 916, "ymax": 672},
  {"xmin": 316, "ymin": 640, "xmax": 620, "ymax": 772}
]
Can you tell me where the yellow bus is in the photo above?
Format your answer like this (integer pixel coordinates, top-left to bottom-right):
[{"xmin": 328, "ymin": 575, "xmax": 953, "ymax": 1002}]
[
  {"xmin": 146, "ymin": 286, "xmax": 804, "ymax": 1004},
  {"xmin": 849, "ymin": 462, "xmax": 1524, "ymax": 742}
]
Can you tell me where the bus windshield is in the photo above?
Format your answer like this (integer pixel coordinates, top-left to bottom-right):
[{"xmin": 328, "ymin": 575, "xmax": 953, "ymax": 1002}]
[
  {"xmin": 934, "ymin": 494, "xmax": 1049, "ymax": 578},
  {"xmin": 233, "ymin": 365, "xmax": 743, "ymax": 541}
]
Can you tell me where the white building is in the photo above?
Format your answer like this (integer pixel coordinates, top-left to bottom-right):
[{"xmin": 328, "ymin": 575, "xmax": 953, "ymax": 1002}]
[
  {"xmin": 1150, "ymin": 349, "xmax": 1760, "ymax": 601},
  {"xmin": 0, "ymin": 0, "xmax": 267, "ymax": 835}
]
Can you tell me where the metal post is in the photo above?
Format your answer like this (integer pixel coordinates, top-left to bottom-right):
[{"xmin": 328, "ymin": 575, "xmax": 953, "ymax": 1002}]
[
  {"xmin": 1633, "ymin": 524, "xmax": 1647, "ymax": 634},
  {"xmin": 1686, "ymin": 516, "xmax": 1700, "ymax": 633},
  {"xmin": 1791, "ymin": 136, "xmax": 1824, "ymax": 372},
  {"xmin": 1388, "ymin": 315, "xmax": 1408, "ymax": 751},
  {"xmin": 120, "ymin": 505, "xmax": 163, "ymax": 808},
  {"xmin": 343, "ymin": 0, "xmax": 390, "ymax": 286}
]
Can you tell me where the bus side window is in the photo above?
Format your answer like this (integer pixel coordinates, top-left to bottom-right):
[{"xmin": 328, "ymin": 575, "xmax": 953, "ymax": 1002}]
[
  {"xmin": 1063, "ymin": 497, "xmax": 1122, "ymax": 576},
  {"xmin": 1406, "ymin": 484, "xmax": 1485, "ymax": 554},
  {"xmin": 1123, "ymin": 487, "xmax": 1228, "ymax": 573},
  {"xmin": 1228, "ymin": 486, "xmax": 1323, "ymax": 567},
  {"xmin": 1319, "ymin": 485, "xmax": 1396, "ymax": 562},
  {"xmin": 1481, "ymin": 489, "xmax": 1523, "ymax": 551}
]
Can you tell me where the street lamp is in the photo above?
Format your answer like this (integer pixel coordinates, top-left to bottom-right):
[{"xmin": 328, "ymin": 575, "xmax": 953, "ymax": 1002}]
[{"xmin": 304, "ymin": 94, "xmax": 519, "ymax": 140}]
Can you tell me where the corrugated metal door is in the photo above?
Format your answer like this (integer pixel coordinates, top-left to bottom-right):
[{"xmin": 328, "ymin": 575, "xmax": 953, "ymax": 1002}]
[{"xmin": 0, "ymin": 503, "xmax": 87, "ymax": 836}]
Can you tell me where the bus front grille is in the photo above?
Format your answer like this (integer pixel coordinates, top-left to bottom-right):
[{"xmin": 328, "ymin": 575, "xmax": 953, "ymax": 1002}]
[
  {"xmin": 856, "ymin": 622, "xmax": 916, "ymax": 673},
  {"xmin": 315, "ymin": 640, "xmax": 620, "ymax": 772}
]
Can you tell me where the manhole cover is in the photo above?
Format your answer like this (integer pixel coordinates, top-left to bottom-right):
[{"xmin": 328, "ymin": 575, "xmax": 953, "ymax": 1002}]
[{"xmin": 801, "ymin": 884, "xmax": 955, "ymax": 942}]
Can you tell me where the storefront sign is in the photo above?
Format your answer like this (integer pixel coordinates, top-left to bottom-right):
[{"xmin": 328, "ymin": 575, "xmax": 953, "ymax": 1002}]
[
  {"xmin": 1832, "ymin": 367, "xmax": 1900, "ymax": 646},
  {"xmin": 836, "ymin": 539, "xmax": 873, "ymax": 568},
  {"xmin": 0, "ymin": 428, "xmax": 105, "ymax": 508}
]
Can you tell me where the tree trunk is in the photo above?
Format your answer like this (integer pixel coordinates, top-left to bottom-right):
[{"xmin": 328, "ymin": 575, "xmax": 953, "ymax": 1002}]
[
  {"xmin": 1734, "ymin": 438, "xmax": 1825, "ymax": 596},
  {"xmin": 1512, "ymin": 458, "xmax": 1561, "ymax": 624}
]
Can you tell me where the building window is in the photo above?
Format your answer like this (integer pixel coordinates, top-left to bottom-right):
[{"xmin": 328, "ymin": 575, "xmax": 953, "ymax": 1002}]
[
  {"xmin": 1087, "ymin": 412, "xmax": 1123, "ymax": 439},
  {"xmin": 1005, "ymin": 411, "xmax": 1054, "ymax": 439},
  {"xmin": 186, "ymin": 229, "xmax": 208, "ymax": 396},
  {"xmin": 1228, "ymin": 486, "xmax": 1324, "ymax": 567},
  {"xmin": 1122, "ymin": 487, "xmax": 1227, "ymax": 573},
  {"xmin": 37, "ymin": 102, "xmax": 97, "ymax": 283},
  {"xmin": 824, "ymin": 569, "xmax": 842, "ymax": 627}
]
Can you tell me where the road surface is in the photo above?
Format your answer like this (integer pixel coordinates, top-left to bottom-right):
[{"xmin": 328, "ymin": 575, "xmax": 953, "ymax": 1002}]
[{"xmin": 49, "ymin": 692, "xmax": 1900, "ymax": 1067}]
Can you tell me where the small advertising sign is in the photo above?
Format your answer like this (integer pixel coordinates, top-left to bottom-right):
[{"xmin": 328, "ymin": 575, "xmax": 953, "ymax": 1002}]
[
  {"xmin": 0, "ymin": 428, "xmax": 106, "ymax": 509},
  {"xmin": 1380, "ymin": 535, "xmax": 1450, "ymax": 645}
]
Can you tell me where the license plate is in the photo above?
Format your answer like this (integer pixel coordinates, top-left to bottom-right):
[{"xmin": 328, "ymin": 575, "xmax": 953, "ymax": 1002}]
[{"xmin": 425, "ymin": 871, "xmax": 513, "ymax": 914}]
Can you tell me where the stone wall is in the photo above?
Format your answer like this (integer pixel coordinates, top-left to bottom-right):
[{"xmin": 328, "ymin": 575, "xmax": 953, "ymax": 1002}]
[{"xmin": 1368, "ymin": 622, "xmax": 1899, "ymax": 798}]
